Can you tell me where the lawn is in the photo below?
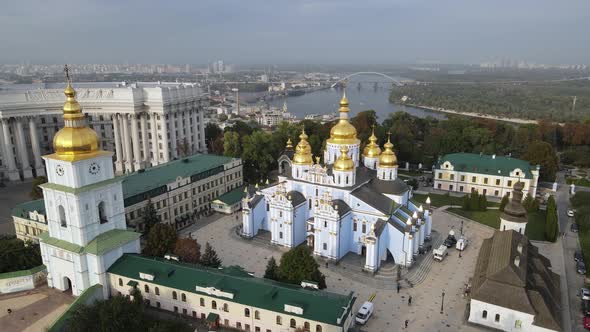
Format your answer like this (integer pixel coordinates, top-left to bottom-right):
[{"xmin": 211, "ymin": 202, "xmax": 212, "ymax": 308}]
[
  {"xmin": 413, "ymin": 193, "xmax": 499, "ymax": 208},
  {"xmin": 567, "ymin": 177, "xmax": 590, "ymax": 188},
  {"xmin": 446, "ymin": 208, "xmax": 548, "ymax": 241}
]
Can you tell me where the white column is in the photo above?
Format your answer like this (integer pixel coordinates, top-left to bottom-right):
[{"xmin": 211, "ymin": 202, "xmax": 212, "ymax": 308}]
[
  {"xmin": 121, "ymin": 114, "xmax": 133, "ymax": 173},
  {"xmin": 169, "ymin": 111, "xmax": 178, "ymax": 159},
  {"xmin": 405, "ymin": 233, "xmax": 414, "ymax": 266},
  {"xmin": 140, "ymin": 113, "xmax": 149, "ymax": 166},
  {"xmin": 112, "ymin": 114, "xmax": 123, "ymax": 173},
  {"xmin": 28, "ymin": 117, "xmax": 44, "ymax": 177},
  {"xmin": 1, "ymin": 119, "xmax": 19, "ymax": 181},
  {"xmin": 131, "ymin": 114, "xmax": 141, "ymax": 170},
  {"xmin": 191, "ymin": 109, "xmax": 198, "ymax": 153},
  {"xmin": 199, "ymin": 107, "xmax": 206, "ymax": 152},
  {"xmin": 160, "ymin": 114, "xmax": 170, "ymax": 162},
  {"xmin": 150, "ymin": 114, "xmax": 159, "ymax": 166},
  {"xmin": 15, "ymin": 118, "xmax": 32, "ymax": 179},
  {"xmin": 184, "ymin": 111, "xmax": 192, "ymax": 155}
]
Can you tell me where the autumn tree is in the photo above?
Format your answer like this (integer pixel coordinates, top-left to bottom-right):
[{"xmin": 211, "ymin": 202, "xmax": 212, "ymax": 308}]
[
  {"xmin": 523, "ymin": 141, "xmax": 558, "ymax": 181},
  {"xmin": 174, "ymin": 237, "xmax": 201, "ymax": 264},
  {"xmin": 143, "ymin": 223, "xmax": 177, "ymax": 257}
]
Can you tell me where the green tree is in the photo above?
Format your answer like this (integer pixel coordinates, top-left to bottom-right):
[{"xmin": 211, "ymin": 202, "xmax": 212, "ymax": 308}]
[
  {"xmin": 68, "ymin": 293, "xmax": 147, "ymax": 332},
  {"xmin": 469, "ymin": 190, "xmax": 480, "ymax": 211},
  {"xmin": 205, "ymin": 123, "xmax": 223, "ymax": 152},
  {"xmin": 143, "ymin": 223, "xmax": 177, "ymax": 257},
  {"xmin": 278, "ymin": 246, "xmax": 327, "ymax": 289},
  {"xmin": 30, "ymin": 176, "xmax": 47, "ymax": 199},
  {"xmin": 141, "ymin": 199, "xmax": 159, "ymax": 236},
  {"xmin": 223, "ymin": 131, "xmax": 241, "ymax": 158},
  {"xmin": 264, "ymin": 256, "xmax": 279, "ymax": 281},
  {"xmin": 545, "ymin": 196, "xmax": 558, "ymax": 242},
  {"xmin": 479, "ymin": 194, "xmax": 488, "ymax": 211},
  {"xmin": 523, "ymin": 141, "xmax": 559, "ymax": 181},
  {"xmin": 522, "ymin": 194, "xmax": 538, "ymax": 212},
  {"xmin": 499, "ymin": 194, "xmax": 509, "ymax": 212},
  {"xmin": 201, "ymin": 242, "xmax": 222, "ymax": 268},
  {"xmin": 462, "ymin": 195, "xmax": 470, "ymax": 210},
  {"xmin": 0, "ymin": 236, "xmax": 42, "ymax": 273},
  {"xmin": 241, "ymin": 131, "xmax": 276, "ymax": 183},
  {"xmin": 174, "ymin": 237, "xmax": 201, "ymax": 264}
]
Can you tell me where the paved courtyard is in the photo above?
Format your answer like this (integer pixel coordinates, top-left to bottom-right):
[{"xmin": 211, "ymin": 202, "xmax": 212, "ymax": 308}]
[{"xmin": 181, "ymin": 208, "xmax": 496, "ymax": 332}]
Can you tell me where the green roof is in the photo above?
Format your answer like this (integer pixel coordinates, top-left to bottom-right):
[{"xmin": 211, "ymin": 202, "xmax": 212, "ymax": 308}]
[
  {"xmin": 39, "ymin": 229, "xmax": 140, "ymax": 256},
  {"xmin": 0, "ymin": 265, "xmax": 46, "ymax": 280},
  {"xmin": 438, "ymin": 153, "xmax": 536, "ymax": 179},
  {"xmin": 108, "ymin": 254, "xmax": 355, "ymax": 326},
  {"xmin": 206, "ymin": 312, "xmax": 219, "ymax": 323},
  {"xmin": 214, "ymin": 186, "xmax": 245, "ymax": 206},
  {"xmin": 121, "ymin": 153, "xmax": 235, "ymax": 201},
  {"xmin": 11, "ymin": 199, "xmax": 45, "ymax": 218},
  {"xmin": 40, "ymin": 177, "xmax": 121, "ymax": 195}
]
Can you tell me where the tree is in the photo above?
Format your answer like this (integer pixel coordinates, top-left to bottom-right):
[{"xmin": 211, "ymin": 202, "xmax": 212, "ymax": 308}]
[
  {"xmin": 264, "ymin": 256, "xmax": 279, "ymax": 281},
  {"xmin": 0, "ymin": 236, "xmax": 42, "ymax": 273},
  {"xmin": 143, "ymin": 223, "xmax": 177, "ymax": 257},
  {"xmin": 545, "ymin": 196, "xmax": 558, "ymax": 242},
  {"xmin": 141, "ymin": 199, "xmax": 159, "ymax": 236},
  {"xmin": 223, "ymin": 131, "xmax": 241, "ymax": 158},
  {"xmin": 522, "ymin": 194, "xmax": 538, "ymax": 212},
  {"xmin": 523, "ymin": 141, "xmax": 559, "ymax": 181},
  {"xmin": 469, "ymin": 190, "xmax": 480, "ymax": 211},
  {"xmin": 241, "ymin": 131, "xmax": 276, "ymax": 183},
  {"xmin": 462, "ymin": 195, "xmax": 470, "ymax": 210},
  {"xmin": 278, "ymin": 246, "xmax": 327, "ymax": 289},
  {"xmin": 478, "ymin": 194, "xmax": 488, "ymax": 211},
  {"xmin": 30, "ymin": 176, "xmax": 47, "ymax": 199},
  {"xmin": 205, "ymin": 123, "xmax": 223, "ymax": 152},
  {"xmin": 174, "ymin": 237, "xmax": 201, "ymax": 264},
  {"xmin": 201, "ymin": 242, "xmax": 222, "ymax": 268},
  {"xmin": 68, "ymin": 293, "xmax": 147, "ymax": 332},
  {"xmin": 499, "ymin": 194, "xmax": 509, "ymax": 212}
]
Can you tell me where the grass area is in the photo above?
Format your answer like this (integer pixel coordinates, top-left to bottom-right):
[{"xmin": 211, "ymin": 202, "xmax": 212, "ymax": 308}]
[
  {"xmin": 413, "ymin": 193, "xmax": 499, "ymax": 208},
  {"xmin": 398, "ymin": 169, "xmax": 424, "ymax": 177},
  {"xmin": 447, "ymin": 208, "xmax": 548, "ymax": 241},
  {"xmin": 567, "ymin": 177, "xmax": 590, "ymax": 188}
]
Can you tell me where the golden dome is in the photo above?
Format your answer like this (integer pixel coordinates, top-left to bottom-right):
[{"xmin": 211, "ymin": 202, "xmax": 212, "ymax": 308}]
[
  {"xmin": 293, "ymin": 128, "xmax": 313, "ymax": 165},
  {"xmin": 285, "ymin": 137, "xmax": 293, "ymax": 150},
  {"xmin": 378, "ymin": 134, "xmax": 398, "ymax": 168},
  {"xmin": 363, "ymin": 127, "xmax": 381, "ymax": 158},
  {"xmin": 327, "ymin": 91, "xmax": 359, "ymax": 145},
  {"xmin": 334, "ymin": 145, "xmax": 355, "ymax": 171},
  {"xmin": 52, "ymin": 80, "xmax": 101, "ymax": 161}
]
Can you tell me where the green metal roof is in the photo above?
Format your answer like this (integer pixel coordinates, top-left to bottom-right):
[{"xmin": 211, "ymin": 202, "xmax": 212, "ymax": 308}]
[
  {"xmin": 38, "ymin": 232, "xmax": 84, "ymax": 253},
  {"xmin": 11, "ymin": 199, "xmax": 45, "ymax": 218},
  {"xmin": 214, "ymin": 186, "xmax": 244, "ymax": 206},
  {"xmin": 438, "ymin": 153, "xmax": 536, "ymax": 179},
  {"xmin": 40, "ymin": 177, "xmax": 121, "ymax": 195},
  {"xmin": 108, "ymin": 254, "xmax": 355, "ymax": 326},
  {"xmin": 84, "ymin": 229, "xmax": 141, "ymax": 256},
  {"xmin": 121, "ymin": 153, "xmax": 235, "ymax": 201},
  {"xmin": 0, "ymin": 265, "xmax": 46, "ymax": 280},
  {"xmin": 206, "ymin": 312, "xmax": 219, "ymax": 322}
]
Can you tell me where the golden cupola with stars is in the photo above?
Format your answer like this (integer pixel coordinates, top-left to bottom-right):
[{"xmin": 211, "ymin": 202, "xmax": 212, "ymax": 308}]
[
  {"xmin": 363, "ymin": 127, "xmax": 381, "ymax": 158},
  {"xmin": 292, "ymin": 128, "xmax": 313, "ymax": 165},
  {"xmin": 51, "ymin": 75, "xmax": 102, "ymax": 162},
  {"xmin": 327, "ymin": 91, "xmax": 359, "ymax": 145},
  {"xmin": 378, "ymin": 134, "xmax": 398, "ymax": 168},
  {"xmin": 334, "ymin": 145, "xmax": 355, "ymax": 171}
]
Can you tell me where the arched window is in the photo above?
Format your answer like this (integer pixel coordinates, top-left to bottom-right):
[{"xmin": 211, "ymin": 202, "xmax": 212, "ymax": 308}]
[
  {"xmin": 212, "ymin": 300, "xmax": 217, "ymax": 309},
  {"xmin": 254, "ymin": 310, "xmax": 260, "ymax": 320},
  {"xmin": 200, "ymin": 298, "xmax": 205, "ymax": 306},
  {"xmin": 482, "ymin": 310, "xmax": 487, "ymax": 319},
  {"xmin": 290, "ymin": 318, "xmax": 296, "ymax": 328},
  {"xmin": 155, "ymin": 287, "xmax": 160, "ymax": 295},
  {"xmin": 172, "ymin": 291, "xmax": 177, "ymax": 300},
  {"xmin": 118, "ymin": 278, "xmax": 123, "ymax": 286},
  {"xmin": 276, "ymin": 316, "xmax": 282, "ymax": 325},
  {"xmin": 59, "ymin": 205, "xmax": 67, "ymax": 227},
  {"xmin": 495, "ymin": 314, "xmax": 500, "ymax": 322},
  {"xmin": 245, "ymin": 308, "xmax": 250, "ymax": 317},
  {"xmin": 98, "ymin": 201, "xmax": 107, "ymax": 224},
  {"xmin": 304, "ymin": 321, "xmax": 310, "ymax": 330},
  {"xmin": 181, "ymin": 293, "xmax": 186, "ymax": 302},
  {"xmin": 223, "ymin": 303, "xmax": 228, "ymax": 312},
  {"xmin": 316, "ymin": 325, "xmax": 322, "ymax": 332},
  {"xmin": 144, "ymin": 285, "xmax": 149, "ymax": 293}
]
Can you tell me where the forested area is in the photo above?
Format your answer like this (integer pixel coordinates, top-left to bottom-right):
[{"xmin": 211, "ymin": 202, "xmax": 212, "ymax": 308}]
[{"xmin": 390, "ymin": 81, "xmax": 590, "ymax": 122}]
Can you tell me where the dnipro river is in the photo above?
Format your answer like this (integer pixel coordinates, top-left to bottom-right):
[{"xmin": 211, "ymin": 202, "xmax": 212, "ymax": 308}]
[{"xmin": 254, "ymin": 75, "xmax": 446, "ymax": 121}]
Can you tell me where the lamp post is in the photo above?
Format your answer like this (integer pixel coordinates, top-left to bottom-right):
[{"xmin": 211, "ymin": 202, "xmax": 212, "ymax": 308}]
[{"xmin": 440, "ymin": 290, "xmax": 445, "ymax": 314}]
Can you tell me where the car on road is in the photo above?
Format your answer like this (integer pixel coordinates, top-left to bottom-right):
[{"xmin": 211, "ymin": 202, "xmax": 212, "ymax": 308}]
[
  {"xmin": 443, "ymin": 230, "xmax": 458, "ymax": 248},
  {"xmin": 580, "ymin": 288, "xmax": 590, "ymax": 301},
  {"xmin": 569, "ymin": 209, "xmax": 576, "ymax": 217},
  {"xmin": 578, "ymin": 261, "xmax": 587, "ymax": 275},
  {"xmin": 572, "ymin": 223, "xmax": 580, "ymax": 233},
  {"xmin": 584, "ymin": 316, "xmax": 590, "ymax": 330},
  {"xmin": 433, "ymin": 245, "xmax": 449, "ymax": 261},
  {"xmin": 355, "ymin": 301, "xmax": 374, "ymax": 325},
  {"xmin": 575, "ymin": 250, "xmax": 584, "ymax": 263},
  {"xmin": 583, "ymin": 299, "xmax": 590, "ymax": 316}
]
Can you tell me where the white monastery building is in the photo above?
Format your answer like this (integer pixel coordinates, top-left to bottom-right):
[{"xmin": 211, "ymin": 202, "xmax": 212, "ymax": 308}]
[
  {"xmin": 242, "ymin": 93, "xmax": 433, "ymax": 272},
  {"xmin": 0, "ymin": 81, "xmax": 207, "ymax": 181}
]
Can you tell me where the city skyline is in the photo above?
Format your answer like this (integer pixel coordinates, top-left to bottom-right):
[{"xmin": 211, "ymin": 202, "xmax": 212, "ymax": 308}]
[{"xmin": 1, "ymin": 0, "xmax": 589, "ymax": 65}]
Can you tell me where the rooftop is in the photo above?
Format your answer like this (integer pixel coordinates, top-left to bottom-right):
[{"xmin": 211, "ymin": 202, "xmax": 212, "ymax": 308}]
[
  {"xmin": 12, "ymin": 199, "xmax": 45, "ymax": 218},
  {"xmin": 108, "ymin": 254, "xmax": 355, "ymax": 326},
  {"xmin": 38, "ymin": 228, "xmax": 140, "ymax": 256},
  {"xmin": 213, "ymin": 186, "xmax": 245, "ymax": 206},
  {"xmin": 438, "ymin": 153, "xmax": 536, "ymax": 179}
]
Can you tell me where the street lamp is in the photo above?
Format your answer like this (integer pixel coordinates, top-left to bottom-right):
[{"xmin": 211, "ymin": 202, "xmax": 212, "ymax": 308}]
[{"xmin": 440, "ymin": 290, "xmax": 445, "ymax": 314}]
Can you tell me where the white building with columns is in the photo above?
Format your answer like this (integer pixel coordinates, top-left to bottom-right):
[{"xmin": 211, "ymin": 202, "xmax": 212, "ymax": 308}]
[
  {"xmin": 242, "ymin": 93, "xmax": 433, "ymax": 272},
  {"xmin": 0, "ymin": 82, "xmax": 207, "ymax": 181}
]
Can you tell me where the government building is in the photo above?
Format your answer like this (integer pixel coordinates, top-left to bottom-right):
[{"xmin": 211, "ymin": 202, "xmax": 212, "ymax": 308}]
[
  {"xmin": 35, "ymin": 78, "xmax": 355, "ymax": 332},
  {"xmin": 0, "ymin": 81, "xmax": 207, "ymax": 182},
  {"xmin": 433, "ymin": 153, "xmax": 540, "ymax": 199},
  {"xmin": 242, "ymin": 93, "xmax": 432, "ymax": 272}
]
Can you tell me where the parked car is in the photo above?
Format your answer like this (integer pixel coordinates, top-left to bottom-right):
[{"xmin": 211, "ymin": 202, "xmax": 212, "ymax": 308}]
[
  {"xmin": 578, "ymin": 261, "xmax": 587, "ymax": 275},
  {"xmin": 575, "ymin": 250, "xmax": 584, "ymax": 263},
  {"xmin": 572, "ymin": 223, "xmax": 580, "ymax": 233},
  {"xmin": 355, "ymin": 302, "xmax": 374, "ymax": 325},
  {"xmin": 433, "ymin": 245, "xmax": 448, "ymax": 261},
  {"xmin": 583, "ymin": 299, "xmax": 590, "ymax": 316},
  {"xmin": 569, "ymin": 210, "xmax": 576, "ymax": 217},
  {"xmin": 584, "ymin": 316, "xmax": 590, "ymax": 330},
  {"xmin": 443, "ymin": 230, "xmax": 458, "ymax": 248},
  {"xmin": 456, "ymin": 237, "xmax": 468, "ymax": 251},
  {"xmin": 580, "ymin": 288, "xmax": 590, "ymax": 301}
]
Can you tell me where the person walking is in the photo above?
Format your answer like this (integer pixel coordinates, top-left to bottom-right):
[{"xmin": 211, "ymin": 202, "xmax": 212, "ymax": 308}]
[
  {"xmin": 397, "ymin": 283, "xmax": 401, "ymax": 293},
  {"xmin": 404, "ymin": 319, "xmax": 409, "ymax": 329},
  {"xmin": 408, "ymin": 296, "xmax": 412, "ymax": 306}
]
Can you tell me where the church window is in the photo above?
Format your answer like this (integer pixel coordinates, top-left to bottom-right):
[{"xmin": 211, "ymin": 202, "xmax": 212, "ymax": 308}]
[
  {"xmin": 316, "ymin": 188, "xmax": 318, "ymax": 196},
  {"xmin": 98, "ymin": 202, "xmax": 108, "ymax": 224},
  {"xmin": 353, "ymin": 221, "xmax": 357, "ymax": 231},
  {"xmin": 85, "ymin": 204, "xmax": 89, "ymax": 211},
  {"xmin": 389, "ymin": 172, "xmax": 392, "ymax": 180},
  {"xmin": 181, "ymin": 293, "xmax": 186, "ymax": 302},
  {"xmin": 437, "ymin": 183, "xmax": 442, "ymax": 189},
  {"xmin": 323, "ymin": 243, "xmax": 327, "ymax": 250},
  {"xmin": 279, "ymin": 232, "xmax": 283, "ymax": 239},
  {"xmin": 172, "ymin": 291, "xmax": 177, "ymax": 300},
  {"xmin": 290, "ymin": 319, "xmax": 296, "ymax": 328},
  {"xmin": 309, "ymin": 199, "xmax": 312, "ymax": 209},
  {"xmin": 279, "ymin": 211, "xmax": 283, "ymax": 218},
  {"xmin": 245, "ymin": 308, "xmax": 250, "ymax": 317},
  {"xmin": 304, "ymin": 322, "xmax": 310, "ymax": 330},
  {"xmin": 316, "ymin": 325, "xmax": 322, "ymax": 332},
  {"xmin": 324, "ymin": 221, "xmax": 327, "ymax": 228},
  {"xmin": 114, "ymin": 194, "xmax": 117, "ymax": 201},
  {"xmin": 266, "ymin": 204, "xmax": 270, "ymax": 212},
  {"xmin": 459, "ymin": 186, "xmax": 464, "ymax": 192},
  {"xmin": 144, "ymin": 285, "xmax": 149, "ymax": 293},
  {"xmin": 346, "ymin": 176, "xmax": 349, "ymax": 184},
  {"xmin": 59, "ymin": 205, "xmax": 67, "ymax": 227},
  {"xmin": 495, "ymin": 314, "xmax": 500, "ymax": 322},
  {"xmin": 362, "ymin": 224, "xmax": 366, "ymax": 233},
  {"xmin": 482, "ymin": 310, "xmax": 487, "ymax": 319},
  {"xmin": 212, "ymin": 300, "xmax": 217, "ymax": 309}
]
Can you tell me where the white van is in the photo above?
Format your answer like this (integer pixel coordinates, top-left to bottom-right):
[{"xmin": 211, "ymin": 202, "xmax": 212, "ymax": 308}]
[
  {"xmin": 456, "ymin": 237, "xmax": 467, "ymax": 251},
  {"xmin": 433, "ymin": 245, "xmax": 448, "ymax": 261},
  {"xmin": 355, "ymin": 301, "xmax": 374, "ymax": 325}
]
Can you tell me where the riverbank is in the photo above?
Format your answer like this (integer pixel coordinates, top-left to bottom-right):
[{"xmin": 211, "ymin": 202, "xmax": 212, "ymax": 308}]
[{"xmin": 403, "ymin": 103, "xmax": 542, "ymax": 125}]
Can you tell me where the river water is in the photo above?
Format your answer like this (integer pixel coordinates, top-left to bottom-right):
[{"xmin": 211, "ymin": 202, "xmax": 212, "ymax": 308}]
[{"xmin": 247, "ymin": 75, "xmax": 446, "ymax": 121}]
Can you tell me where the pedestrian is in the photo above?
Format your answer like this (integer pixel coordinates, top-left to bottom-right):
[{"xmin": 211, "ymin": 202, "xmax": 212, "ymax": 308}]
[
  {"xmin": 397, "ymin": 283, "xmax": 401, "ymax": 293},
  {"xmin": 408, "ymin": 296, "xmax": 412, "ymax": 306},
  {"xmin": 325, "ymin": 262, "xmax": 329, "ymax": 268},
  {"xmin": 404, "ymin": 319, "xmax": 409, "ymax": 328},
  {"xmin": 7, "ymin": 308, "xmax": 12, "ymax": 315}
]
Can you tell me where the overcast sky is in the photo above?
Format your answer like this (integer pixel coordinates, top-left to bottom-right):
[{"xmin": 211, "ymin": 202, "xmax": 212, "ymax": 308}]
[{"xmin": 1, "ymin": 0, "xmax": 589, "ymax": 65}]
